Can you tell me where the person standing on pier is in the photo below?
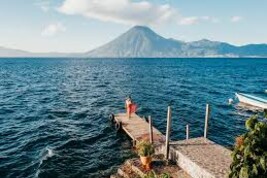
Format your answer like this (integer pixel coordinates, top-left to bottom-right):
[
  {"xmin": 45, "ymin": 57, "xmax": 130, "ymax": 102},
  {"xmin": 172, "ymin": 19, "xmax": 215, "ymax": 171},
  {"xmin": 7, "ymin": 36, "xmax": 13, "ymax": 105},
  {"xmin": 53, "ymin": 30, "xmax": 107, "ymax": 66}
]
[{"xmin": 125, "ymin": 96, "xmax": 137, "ymax": 119}]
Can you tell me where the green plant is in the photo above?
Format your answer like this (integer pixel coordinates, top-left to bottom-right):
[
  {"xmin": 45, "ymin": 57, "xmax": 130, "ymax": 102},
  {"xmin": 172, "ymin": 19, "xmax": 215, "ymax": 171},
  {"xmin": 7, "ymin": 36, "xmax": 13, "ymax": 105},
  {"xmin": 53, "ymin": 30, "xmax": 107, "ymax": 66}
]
[
  {"xmin": 143, "ymin": 170, "xmax": 170, "ymax": 178},
  {"xmin": 159, "ymin": 173, "xmax": 170, "ymax": 178},
  {"xmin": 136, "ymin": 140, "xmax": 155, "ymax": 157},
  {"xmin": 229, "ymin": 113, "xmax": 267, "ymax": 178}
]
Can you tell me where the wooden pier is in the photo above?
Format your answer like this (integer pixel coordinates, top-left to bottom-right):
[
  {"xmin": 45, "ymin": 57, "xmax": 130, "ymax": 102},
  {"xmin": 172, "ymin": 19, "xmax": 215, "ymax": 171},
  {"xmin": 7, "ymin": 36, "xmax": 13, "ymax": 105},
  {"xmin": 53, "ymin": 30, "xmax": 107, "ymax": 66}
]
[
  {"xmin": 111, "ymin": 105, "xmax": 232, "ymax": 178},
  {"xmin": 113, "ymin": 113, "xmax": 165, "ymax": 145}
]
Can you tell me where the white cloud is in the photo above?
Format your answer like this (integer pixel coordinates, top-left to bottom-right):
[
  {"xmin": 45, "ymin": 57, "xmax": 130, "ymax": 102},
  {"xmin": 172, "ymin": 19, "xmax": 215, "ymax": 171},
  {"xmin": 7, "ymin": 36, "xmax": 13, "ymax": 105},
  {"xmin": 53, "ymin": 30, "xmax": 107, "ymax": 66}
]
[
  {"xmin": 179, "ymin": 17, "xmax": 199, "ymax": 25},
  {"xmin": 179, "ymin": 16, "xmax": 219, "ymax": 25},
  {"xmin": 35, "ymin": 0, "xmax": 52, "ymax": 12},
  {"xmin": 57, "ymin": 0, "xmax": 177, "ymax": 26},
  {"xmin": 231, "ymin": 16, "xmax": 243, "ymax": 22},
  {"xmin": 57, "ymin": 0, "xmax": 219, "ymax": 26},
  {"xmin": 41, "ymin": 23, "xmax": 66, "ymax": 36}
]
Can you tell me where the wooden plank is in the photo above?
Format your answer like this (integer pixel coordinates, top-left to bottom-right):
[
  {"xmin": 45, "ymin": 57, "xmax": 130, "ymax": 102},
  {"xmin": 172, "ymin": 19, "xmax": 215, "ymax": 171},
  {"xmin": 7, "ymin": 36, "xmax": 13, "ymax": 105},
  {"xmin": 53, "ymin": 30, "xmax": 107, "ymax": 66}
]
[{"xmin": 114, "ymin": 113, "xmax": 164, "ymax": 144}]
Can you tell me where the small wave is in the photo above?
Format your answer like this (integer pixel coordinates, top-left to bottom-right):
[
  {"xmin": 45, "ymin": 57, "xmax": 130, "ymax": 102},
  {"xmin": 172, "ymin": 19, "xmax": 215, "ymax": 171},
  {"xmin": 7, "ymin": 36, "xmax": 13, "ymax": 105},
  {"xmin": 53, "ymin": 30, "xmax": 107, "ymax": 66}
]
[
  {"xmin": 49, "ymin": 110, "xmax": 70, "ymax": 118},
  {"xmin": 35, "ymin": 169, "xmax": 40, "ymax": 178},
  {"xmin": 35, "ymin": 147, "xmax": 55, "ymax": 178},
  {"xmin": 46, "ymin": 148, "xmax": 54, "ymax": 158},
  {"xmin": 235, "ymin": 111, "xmax": 251, "ymax": 117},
  {"xmin": 39, "ymin": 147, "xmax": 55, "ymax": 165}
]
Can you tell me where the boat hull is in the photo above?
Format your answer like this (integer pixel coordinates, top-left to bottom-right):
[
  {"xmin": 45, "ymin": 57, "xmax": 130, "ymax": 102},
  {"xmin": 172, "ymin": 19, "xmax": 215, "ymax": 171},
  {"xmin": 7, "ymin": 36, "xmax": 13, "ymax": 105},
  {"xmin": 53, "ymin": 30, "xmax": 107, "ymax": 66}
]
[{"xmin": 236, "ymin": 93, "xmax": 267, "ymax": 109}]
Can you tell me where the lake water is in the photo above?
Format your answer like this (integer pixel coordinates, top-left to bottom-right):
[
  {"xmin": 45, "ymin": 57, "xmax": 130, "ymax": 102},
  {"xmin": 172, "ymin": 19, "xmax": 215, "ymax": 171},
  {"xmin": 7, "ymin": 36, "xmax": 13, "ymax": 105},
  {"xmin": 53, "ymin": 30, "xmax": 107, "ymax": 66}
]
[{"xmin": 0, "ymin": 58, "xmax": 266, "ymax": 178}]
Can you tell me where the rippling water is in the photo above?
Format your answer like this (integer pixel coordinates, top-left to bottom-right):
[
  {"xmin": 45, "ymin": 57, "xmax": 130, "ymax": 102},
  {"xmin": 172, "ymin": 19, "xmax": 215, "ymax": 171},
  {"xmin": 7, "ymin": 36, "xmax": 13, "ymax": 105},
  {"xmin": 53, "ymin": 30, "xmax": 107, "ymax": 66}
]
[{"xmin": 0, "ymin": 58, "xmax": 266, "ymax": 178}]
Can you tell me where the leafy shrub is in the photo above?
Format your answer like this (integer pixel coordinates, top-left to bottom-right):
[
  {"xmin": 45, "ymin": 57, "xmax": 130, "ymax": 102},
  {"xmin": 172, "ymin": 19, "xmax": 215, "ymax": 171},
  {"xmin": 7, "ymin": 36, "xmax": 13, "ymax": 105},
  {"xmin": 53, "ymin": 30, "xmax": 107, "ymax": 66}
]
[
  {"xmin": 143, "ymin": 170, "xmax": 170, "ymax": 178},
  {"xmin": 229, "ymin": 113, "xmax": 267, "ymax": 178},
  {"xmin": 136, "ymin": 140, "xmax": 155, "ymax": 157}
]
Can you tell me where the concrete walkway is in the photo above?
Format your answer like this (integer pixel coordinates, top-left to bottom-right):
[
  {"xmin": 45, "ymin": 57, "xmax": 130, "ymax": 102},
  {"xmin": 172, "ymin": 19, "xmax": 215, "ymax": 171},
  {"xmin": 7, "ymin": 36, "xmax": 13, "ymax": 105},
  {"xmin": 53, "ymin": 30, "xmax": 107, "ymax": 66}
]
[{"xmin": 165, "ymin": 137, "xmax": 232, "ymax": 178}]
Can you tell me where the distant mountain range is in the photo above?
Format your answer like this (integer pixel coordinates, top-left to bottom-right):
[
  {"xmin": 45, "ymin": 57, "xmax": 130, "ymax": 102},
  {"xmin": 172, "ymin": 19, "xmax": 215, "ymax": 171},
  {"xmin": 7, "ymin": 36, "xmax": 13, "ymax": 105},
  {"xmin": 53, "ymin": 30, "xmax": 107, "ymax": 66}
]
[
  {"xmin": 0, "ymin": 46, "xmax": 77, "ymax": 58},
  {"xmin": 1, "ymin": 26, "xmax": 267, "ymax": 58}
]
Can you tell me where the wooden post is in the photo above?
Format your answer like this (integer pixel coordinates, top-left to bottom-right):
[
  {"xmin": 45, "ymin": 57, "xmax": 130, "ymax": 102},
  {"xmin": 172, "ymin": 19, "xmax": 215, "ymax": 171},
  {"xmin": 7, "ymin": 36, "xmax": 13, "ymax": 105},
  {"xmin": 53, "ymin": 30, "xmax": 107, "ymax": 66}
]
[
  {"xmin": 148, "ymin": 116, "xmax": 153, "ymax": 144},
  {"xmin": 204, "ymin": 104, "xmax": 210, "ymax": 138},
  {"xmin": 186, "ymin": 124, "xmax": 189, "ymax": 140},
  {"xmin": 132, "ymin": 139, "xmax": 136, "ymax": 147},
  {"xmin": 165, "ymin": 106, "xmax": 172, "ymax": 160}
]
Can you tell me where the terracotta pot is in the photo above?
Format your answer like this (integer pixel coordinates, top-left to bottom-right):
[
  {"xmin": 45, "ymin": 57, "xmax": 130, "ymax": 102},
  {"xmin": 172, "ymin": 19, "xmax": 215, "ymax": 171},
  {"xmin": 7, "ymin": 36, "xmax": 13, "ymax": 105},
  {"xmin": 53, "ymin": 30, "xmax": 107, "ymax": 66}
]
[{"xmin": 140, "ymin": 156, "xmax": 152, "ymax": 170}]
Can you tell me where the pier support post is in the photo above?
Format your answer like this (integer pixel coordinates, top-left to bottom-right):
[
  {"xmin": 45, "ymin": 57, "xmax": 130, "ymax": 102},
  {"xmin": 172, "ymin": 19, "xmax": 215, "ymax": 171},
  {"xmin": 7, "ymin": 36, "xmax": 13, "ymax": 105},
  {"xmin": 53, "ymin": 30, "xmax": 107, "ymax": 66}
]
[
  {"xmin": 186, "ymin": 124, "xmax": 189, "ymax": 140},
  {"xmin": 165, "ymin": 106, "xmax": 172, "ymax": 160},
  {"xmin": 148, "ymin": 116, "xmax": 153, "ymax": 144},
  {"xmin": 132, "ymin": 139, "xmax": 136, "ymax": 147},
  {"xmin": 204, "ymin": 104, "xmax": 210, "ymax": 138}
]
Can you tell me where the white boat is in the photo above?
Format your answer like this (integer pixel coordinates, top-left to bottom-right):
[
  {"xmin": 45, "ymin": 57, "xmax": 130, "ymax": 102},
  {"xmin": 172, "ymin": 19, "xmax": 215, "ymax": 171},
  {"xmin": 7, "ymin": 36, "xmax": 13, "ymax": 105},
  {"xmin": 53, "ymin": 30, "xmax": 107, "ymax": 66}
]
[{"xmin": 235, "ymin": 93, "xmax": 267, "ymax": 109}]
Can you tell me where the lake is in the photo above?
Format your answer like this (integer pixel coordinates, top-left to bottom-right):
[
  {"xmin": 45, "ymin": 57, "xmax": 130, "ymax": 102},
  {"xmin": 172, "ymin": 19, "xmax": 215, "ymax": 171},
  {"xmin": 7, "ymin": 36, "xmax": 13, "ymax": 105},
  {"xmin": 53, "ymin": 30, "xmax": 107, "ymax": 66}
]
[{"xmin": 0, "ymin": 58, "xmax": 266, "ymax": 178}]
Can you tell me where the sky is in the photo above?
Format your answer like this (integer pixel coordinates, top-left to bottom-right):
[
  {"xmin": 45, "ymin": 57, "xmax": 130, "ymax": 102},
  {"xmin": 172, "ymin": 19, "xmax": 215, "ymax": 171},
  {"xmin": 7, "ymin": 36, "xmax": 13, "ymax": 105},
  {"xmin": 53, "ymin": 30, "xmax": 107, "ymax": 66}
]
[{"xmin": 0, "ymin": 0, "xmax": 267, "ymax": 53}]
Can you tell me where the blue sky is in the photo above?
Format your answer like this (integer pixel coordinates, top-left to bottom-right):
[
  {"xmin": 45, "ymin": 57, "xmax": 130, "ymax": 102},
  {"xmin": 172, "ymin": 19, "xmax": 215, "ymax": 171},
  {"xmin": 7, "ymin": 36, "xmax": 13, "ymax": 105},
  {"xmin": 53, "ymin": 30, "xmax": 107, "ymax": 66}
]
[{"xmin": 0, "ymin": 0, "xmax": 267, "ymax": 53}]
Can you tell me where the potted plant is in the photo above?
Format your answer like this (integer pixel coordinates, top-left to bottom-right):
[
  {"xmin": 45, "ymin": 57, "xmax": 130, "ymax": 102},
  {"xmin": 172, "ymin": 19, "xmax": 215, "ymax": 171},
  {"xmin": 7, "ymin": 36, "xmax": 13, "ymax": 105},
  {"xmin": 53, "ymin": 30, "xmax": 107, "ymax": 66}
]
[
  {"xmin": 136, "ymin": 140, "xmax": 155, "ymax": 170},
  {"xmin": 144, "ymin": 171, "xmax": 170, "ymax": 178}
]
